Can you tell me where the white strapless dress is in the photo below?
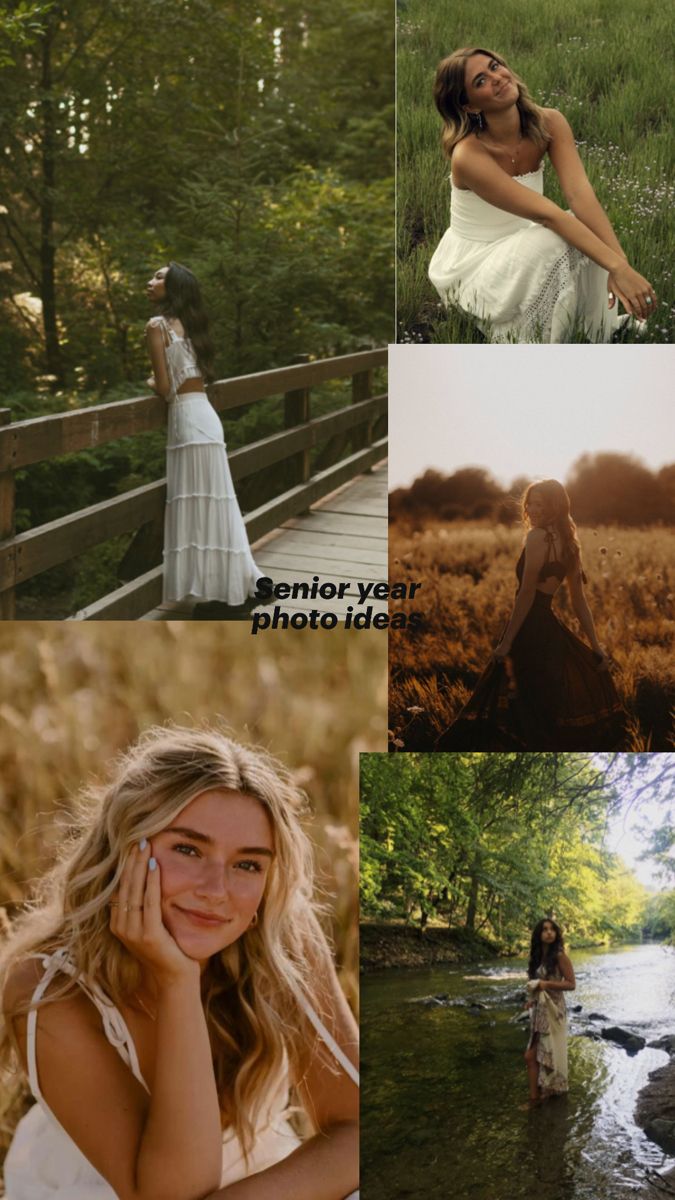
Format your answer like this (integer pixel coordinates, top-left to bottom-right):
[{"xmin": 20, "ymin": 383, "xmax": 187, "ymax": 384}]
[{"xmin": 428, "ymin": 166, "xmax": 619, "ymax": 343}]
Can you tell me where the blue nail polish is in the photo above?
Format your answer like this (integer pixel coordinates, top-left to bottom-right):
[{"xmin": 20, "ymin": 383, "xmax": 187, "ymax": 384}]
[
  {"xmin": 139, "ymin": 838, "xmax": 148, "ymax": 851},
  {"xmin": 148, "ymin": 857, "xmax": 157, "ymax": 871}
]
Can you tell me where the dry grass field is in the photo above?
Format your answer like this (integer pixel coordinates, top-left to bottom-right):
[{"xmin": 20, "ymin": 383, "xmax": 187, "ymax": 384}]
[{"xmin": 389, "ymin": 521, "xmax": 675, "ymax": 750}]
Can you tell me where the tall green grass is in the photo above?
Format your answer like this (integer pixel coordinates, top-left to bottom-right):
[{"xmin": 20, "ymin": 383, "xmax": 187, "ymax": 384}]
[{"xmin": 397, "ymin": 0, "xmax": 674, "ymax": 342}]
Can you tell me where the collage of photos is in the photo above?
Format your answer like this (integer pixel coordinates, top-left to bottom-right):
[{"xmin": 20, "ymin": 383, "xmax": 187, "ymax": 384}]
[{"xmin": 0, "ymin": 2, "xmax": 673, "ymax": 1200}]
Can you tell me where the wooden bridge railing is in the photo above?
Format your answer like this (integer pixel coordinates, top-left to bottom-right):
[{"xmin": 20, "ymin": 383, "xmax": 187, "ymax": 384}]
[{"xmin": 0, "ymin": 348, "xmax": 387, "ymax": 620}]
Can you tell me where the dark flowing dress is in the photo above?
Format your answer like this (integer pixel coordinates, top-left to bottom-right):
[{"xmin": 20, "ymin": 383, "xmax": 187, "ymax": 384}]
[{"xmin": 437, "ymin": 534, "xmax": 625, "ymax": 750}]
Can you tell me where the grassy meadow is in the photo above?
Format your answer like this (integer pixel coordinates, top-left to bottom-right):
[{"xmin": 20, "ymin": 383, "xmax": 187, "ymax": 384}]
[
  {"xmin": 389, "ymin": 520, "xmax": 675, "ymax": 749},
  {"xmin": 397, "ymin": 0, "xmax": 675, "ymax": 343},
  {"xmin": 0, "ymin": 625, "xmax": 387, "ymax": 1016}
]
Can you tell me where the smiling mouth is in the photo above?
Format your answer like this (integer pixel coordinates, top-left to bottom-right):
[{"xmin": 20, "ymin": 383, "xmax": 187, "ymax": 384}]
[{"xmin": 175, "ymin": 906, "xmax": 232, "ymax": 927}]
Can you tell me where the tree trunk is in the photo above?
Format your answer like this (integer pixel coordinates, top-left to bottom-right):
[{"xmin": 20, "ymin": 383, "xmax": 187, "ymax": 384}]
[
  {"xmin": 465, "ymin": 868, "xmax": 480, "ymax": 933},
  {"xmin": 40, "ymin": 17, "xmax": 63, "ymax": 383}
]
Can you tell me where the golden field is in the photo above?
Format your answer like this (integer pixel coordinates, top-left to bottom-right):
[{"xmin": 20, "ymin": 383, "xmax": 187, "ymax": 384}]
[{"xmin": 389, "ymin": 521, "xmax": 675, "ymax": 750}]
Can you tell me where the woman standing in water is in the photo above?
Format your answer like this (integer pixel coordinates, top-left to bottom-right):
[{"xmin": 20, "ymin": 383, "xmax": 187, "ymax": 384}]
[
  {"xmin": 525, "ymin": 918, "xmax": 576, "ymax": 1103},
  {"xmin": 438, "ymin": 479, "xmax": 625, "ymax": 750},
  {"xmin": 428, "ymin": 47, "xmax": 657, "ymax": 342},
  {"xmin": 1, "ymin": 725, "xmax": 359, "ymax": 1199},
  {"xmin": 145, "ymin": 263, "xmax": 262, "ymax": 612}
]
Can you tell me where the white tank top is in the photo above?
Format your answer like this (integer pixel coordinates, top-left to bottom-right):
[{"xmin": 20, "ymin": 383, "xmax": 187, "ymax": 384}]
[{"xmin": 4, "ymin": 948, "xmax": 359, "ymax": 1199}]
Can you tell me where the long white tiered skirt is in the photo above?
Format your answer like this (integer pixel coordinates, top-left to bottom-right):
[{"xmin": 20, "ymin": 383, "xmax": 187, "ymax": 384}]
[{"xmin": 163, "ymin": 392, "xmax": 261, "ymax": 603}]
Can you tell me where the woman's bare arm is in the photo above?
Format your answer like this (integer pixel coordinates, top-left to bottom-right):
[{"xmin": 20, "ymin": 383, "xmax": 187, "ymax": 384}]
[
  {"xmin": 145, "ymin": 320, "xmax": 172, "ymax": 399},
  {"xmin": 452, "ymin": 130, "xmax": 656, "ymax": 319},
  {"xmin": 545, "ymin": 109, "xmax": 626, "ymax": 261},
  {"xmin": 567, "ymin": 567, "xmax": 606, "ymax": 663},
  {"xmin": 493, "ymin": 528, "xmax": 548, "ymax": 656}
]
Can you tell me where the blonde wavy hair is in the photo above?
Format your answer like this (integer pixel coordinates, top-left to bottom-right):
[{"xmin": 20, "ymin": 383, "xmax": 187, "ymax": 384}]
[
  {"xmin": 433, "ymin": 46, "xmax": 550, "ymax": 159},
  {"xmin": 521, "ymin": 480, "xmax": 584, "ymax": 576},
  {"xmin": 0, "ymin": 724, "xmax": 338, "ymax": 1157}
]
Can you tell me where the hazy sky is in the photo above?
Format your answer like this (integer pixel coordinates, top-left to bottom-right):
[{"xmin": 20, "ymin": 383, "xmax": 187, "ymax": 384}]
[{"xmin": 389, "ymin": 346, "xmax": 674, "ymax": 490}]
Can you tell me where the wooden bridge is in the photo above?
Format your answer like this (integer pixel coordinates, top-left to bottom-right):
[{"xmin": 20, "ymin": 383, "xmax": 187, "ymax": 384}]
[
  {"xmin": 145, "ymin": 461, "xmax": 388, "ymax": 621},
  {"xmin": 0, "ymin": 349, "xmax": 386, "ymax": 620}
]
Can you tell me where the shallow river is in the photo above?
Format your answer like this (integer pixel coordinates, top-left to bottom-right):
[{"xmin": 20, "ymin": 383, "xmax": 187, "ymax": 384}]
[{"xmin": 361, "ymin": 943, "xmax": 675, "ymax": 1200}]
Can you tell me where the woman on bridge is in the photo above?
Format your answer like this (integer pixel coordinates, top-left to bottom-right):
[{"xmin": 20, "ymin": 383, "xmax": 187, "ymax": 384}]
[
  {"xmin": 1, "ymin": 724, "xmax": 359, "ymax": 1200},
  {"xmin": 428, "ymin": 47, "xmax": 657, "ymax": 342},
  {"xmin": 145, "ymin": 263, "xmax": 261, "ymax": 613},
  {"xmin": 438, "ymin": 479, "xmax": 625, "ymax": 750},
  {"xmin": 525, "ymin": 918, "xmax": 575, "ymax": 1103}
]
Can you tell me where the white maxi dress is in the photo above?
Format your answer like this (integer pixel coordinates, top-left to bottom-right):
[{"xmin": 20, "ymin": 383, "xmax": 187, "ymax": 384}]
[
  {"xmin": 428, "ymin": 165, "xmax": 619, "ymax": 343},
  {"xmin": 4, "ymin": 948, "xmax": 360, "ymax": 1199},
  {"xmin": 151, "ymin": 315, "xmax": 261, "ymax": 604}
]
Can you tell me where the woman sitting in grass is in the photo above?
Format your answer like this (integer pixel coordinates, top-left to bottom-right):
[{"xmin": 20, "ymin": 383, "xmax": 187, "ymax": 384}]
[{"xmin": 428, "ymin": 47, "xmax": 657, "ymax": 343}]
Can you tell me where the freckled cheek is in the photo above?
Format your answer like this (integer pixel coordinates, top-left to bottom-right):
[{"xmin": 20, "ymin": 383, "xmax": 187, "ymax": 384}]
[{"xmin": 153, "ymin": 850, "xmax": 195, "ymax": 903}]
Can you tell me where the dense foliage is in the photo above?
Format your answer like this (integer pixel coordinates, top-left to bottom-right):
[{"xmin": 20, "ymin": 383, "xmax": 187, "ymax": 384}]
[
  {"xmin": 0, "ymin": 0, "xmax": 394, "ymax": 390},
  {"xmin": 361, "ymin": 752, "xmax": 675, "ymax": 950}
]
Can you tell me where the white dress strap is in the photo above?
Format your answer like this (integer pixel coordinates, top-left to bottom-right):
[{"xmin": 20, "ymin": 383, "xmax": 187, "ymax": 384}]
[
  {"xmin": 26, "ymin": 948, "xmax": 149, "ymax": 1099},
  {"xmin": 289, "ymin": 979, "xmax": 360, "ymax": 1088}
]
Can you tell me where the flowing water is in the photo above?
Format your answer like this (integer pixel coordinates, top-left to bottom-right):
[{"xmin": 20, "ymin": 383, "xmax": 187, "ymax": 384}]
[{"xmin": 361, "ymin": 943, "xmax": 675, "ymax": 1200}]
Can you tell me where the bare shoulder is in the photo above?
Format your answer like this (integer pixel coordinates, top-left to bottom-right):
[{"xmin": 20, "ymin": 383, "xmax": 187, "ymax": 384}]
[
  {"xmin": 542, "ymin": 107, "xmax": 574, "ymax": 138},
  {"xmin": 145, "ymin": 316, "xmax": 165, "ymax": 335},
  {"xmin": 3, "ymin": 957, "xmax": 99, "ymax": 1072},
  {"xmin": 525, "ymin": 526, "xmax": 547, "ymax": 545},
  {"xmin": 451, "ymin": 134, "xmax": 492, "ymax": 184}
]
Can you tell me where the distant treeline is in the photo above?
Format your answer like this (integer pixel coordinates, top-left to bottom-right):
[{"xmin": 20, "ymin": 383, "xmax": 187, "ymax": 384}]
[{"xmin": 390, "ymin": 453, "xmax": 675, "ymax": 527}]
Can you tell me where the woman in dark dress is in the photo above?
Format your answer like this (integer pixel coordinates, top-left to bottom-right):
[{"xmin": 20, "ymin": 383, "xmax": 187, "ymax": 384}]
[{"xmin": 438, "ymin": 480, "xmax": 625, "ymax": 750}]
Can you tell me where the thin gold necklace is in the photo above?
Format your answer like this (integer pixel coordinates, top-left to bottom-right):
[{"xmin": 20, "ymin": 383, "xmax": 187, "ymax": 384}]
[{"xmin": 478, "ymin": 128, "xmax": 523, "ymax": 168}]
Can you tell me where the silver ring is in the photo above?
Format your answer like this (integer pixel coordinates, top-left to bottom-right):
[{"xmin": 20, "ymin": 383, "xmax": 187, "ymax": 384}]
[
  {"xmin": 608, "ymin": 291, "xmax": 615, "ymax": 300},
  {"xmin": 646, "ymin": 296, "xmax": 653, "ymax": 305}
]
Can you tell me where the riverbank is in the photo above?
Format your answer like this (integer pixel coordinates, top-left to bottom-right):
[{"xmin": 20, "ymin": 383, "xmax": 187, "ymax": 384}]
[
  {"xmin": 360, "ymin": 921, "xmax": 501, "ymax": 970},
  {"xmin": 359, "ymin": 921, "xmax": 639, "ymax": 971}
]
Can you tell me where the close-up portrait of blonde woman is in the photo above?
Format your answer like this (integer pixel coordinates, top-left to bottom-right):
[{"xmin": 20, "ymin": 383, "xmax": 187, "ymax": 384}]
[
  {"xmin": 0, "ymin": 725, "xmax": 358, "ymax": 1200},
  {"xmin": 0, "ymin": 623, "xmax": 379, "ymax": 1200}
]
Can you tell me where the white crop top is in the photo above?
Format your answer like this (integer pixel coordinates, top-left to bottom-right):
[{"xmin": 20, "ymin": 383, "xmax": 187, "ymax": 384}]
[{"xmin": 148, "ymin": 314, "xmax": 203, "ymax": 400}]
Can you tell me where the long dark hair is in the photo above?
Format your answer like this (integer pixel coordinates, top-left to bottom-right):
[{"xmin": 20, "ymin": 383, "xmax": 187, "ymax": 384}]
[
  {"xmin": 159, "ymin": 261, "xmax": 215, "ymax": 381},
  {"xmin": 528, "ymin": 917, "xmax": 564, "ymax": 979}
]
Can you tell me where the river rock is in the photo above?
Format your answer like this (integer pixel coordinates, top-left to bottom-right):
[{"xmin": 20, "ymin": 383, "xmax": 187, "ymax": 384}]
[
  {"xmin": 407, "ymin": 993, "xmax": 451, "ymax": 1007},
  {"xmin": 600, "ymin": 1026, "xmax": 646, "ymax": 1055},
  {"xmin": 570, "ymin": 1004, "xmax": 582, "ymax": 1012},
  {"xmin": 636, "ymin": 1060, "xmax": 675, "ymax": 1139},
  {"xmin": 587, "ymin": 1012, "xmax": 609, "ymax": 1021},
  {"xmin": 648, "ymin": 1035, "xmax": 675, "ymax": 1055},
  {"xmin": 642, "ymin": 1119, "xmax": 675, "ymax": 1155}
]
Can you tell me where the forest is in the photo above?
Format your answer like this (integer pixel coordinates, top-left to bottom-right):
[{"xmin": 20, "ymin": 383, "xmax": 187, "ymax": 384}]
[
  {"xmin": 360, "ymin": 752, "xmax": 675, "ymax": 953},
  {"xmin": 0, "ymin": 0, "xmax": 393, "ymax": 612}
]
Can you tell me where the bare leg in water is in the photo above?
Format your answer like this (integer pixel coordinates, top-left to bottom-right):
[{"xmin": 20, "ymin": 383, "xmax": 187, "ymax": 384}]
[{"xmin": 524, "ymin": 1036, "xmax": 540, "ymax": 1104}]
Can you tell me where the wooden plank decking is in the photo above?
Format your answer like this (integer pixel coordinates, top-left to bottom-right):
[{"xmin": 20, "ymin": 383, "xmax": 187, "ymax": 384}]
[{"xmin": 142, "ymin": 459, "xmax": 388, "ymax": 621}]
